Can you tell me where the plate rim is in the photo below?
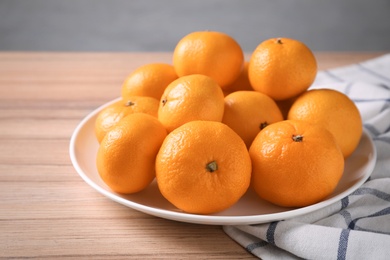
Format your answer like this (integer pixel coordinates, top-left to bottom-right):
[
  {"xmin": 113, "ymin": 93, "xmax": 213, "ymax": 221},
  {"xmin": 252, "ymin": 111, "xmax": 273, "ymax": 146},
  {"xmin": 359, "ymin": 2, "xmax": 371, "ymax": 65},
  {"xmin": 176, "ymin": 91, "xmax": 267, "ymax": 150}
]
[{"xmin": 69, "ymin": 98, "xmax": 377, "ymax": 225}]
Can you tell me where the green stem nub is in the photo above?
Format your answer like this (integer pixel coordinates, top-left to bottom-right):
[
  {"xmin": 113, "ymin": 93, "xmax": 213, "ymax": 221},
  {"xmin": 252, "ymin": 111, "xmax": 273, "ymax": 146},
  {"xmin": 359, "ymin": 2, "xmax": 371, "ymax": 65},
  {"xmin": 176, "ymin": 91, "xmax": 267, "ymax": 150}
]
[
  {"xmin": 206, "ymin": 161, "xmax": 218, "ymax": 173},
  {"xmin": 292, "ymin": 135, "xmax": 303, "ymax": 142}
]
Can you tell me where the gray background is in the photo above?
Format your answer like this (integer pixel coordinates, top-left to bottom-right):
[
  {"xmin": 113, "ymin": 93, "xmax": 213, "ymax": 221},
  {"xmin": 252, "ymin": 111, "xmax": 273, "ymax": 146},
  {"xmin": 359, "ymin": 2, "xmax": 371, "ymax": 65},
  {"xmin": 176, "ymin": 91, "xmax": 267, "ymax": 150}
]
[{"xmin": 1, "ymin": 0, "xmax": 390, "ymax": 52}]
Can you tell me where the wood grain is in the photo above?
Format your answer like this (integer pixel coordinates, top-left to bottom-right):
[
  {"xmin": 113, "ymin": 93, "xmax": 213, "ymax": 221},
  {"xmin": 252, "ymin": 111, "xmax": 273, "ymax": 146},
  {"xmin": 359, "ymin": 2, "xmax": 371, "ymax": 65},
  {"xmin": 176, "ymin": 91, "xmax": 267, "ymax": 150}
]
[{"xmin": 0, "ymin": 52, "xmax": 384, "ymax": 259}]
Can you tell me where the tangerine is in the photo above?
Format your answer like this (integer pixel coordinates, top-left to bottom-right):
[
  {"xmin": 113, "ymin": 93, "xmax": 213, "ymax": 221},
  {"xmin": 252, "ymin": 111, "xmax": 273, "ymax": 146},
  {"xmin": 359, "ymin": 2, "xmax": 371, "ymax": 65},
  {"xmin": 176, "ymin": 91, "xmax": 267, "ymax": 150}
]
[
  {"xmin": 94, "ymin": 97, "xmax": 159, "ymax": 143},
  {"xmin": 121, "ymin": 63, "xmax": 178, "ymax": 101},
  {"xmin": 223, "ymin": 62, "xmax": 253, "ymax": 95},
  {"xmin": 173, "ymin": 31, "xmax": 244, "ymax": 88},
  {"xmin": 275, "ymin": 95, "xmax": 299, "ymax": 119},
  {"xmin": 287, "ymin": 88, "xmax": 363, "ymax": 158},
  {"xmin": 96, "ymin": 113, "xmax": 167, "ymax": 194},
  {"xmin": 249, "ymin": 120, "xmax": 344, "ymax": 207},
  {"xmin": 248, "ymin": 37, "xmax": 317, "ymax": 100},
  {"xmin": 222, "ymin": 91, "xmax": 284, "ymax": 148},
  {"xmin": 156, "ymin": 120, "xmax": 251, "ymax": 214},
  {"xmin": 158, "ymin": 74, "xmax": 225, "ymax": 132}
]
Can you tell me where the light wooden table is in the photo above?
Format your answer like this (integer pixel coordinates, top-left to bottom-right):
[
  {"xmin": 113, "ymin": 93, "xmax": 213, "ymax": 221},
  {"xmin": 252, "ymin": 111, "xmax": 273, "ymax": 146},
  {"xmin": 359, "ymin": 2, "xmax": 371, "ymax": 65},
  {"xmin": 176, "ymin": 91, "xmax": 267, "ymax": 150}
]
[{"xmin": 0, "ymin": 52, "xmax": 384, "ymax": 259}]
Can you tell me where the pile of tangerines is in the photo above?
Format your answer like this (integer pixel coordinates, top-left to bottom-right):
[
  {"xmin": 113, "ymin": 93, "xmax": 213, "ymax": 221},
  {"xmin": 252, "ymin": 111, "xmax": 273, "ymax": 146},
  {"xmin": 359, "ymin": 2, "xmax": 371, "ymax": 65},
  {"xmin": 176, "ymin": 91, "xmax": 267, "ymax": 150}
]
[{"xmin": 95, "ymin": 31, "xmax": 363, "ymax": 214}]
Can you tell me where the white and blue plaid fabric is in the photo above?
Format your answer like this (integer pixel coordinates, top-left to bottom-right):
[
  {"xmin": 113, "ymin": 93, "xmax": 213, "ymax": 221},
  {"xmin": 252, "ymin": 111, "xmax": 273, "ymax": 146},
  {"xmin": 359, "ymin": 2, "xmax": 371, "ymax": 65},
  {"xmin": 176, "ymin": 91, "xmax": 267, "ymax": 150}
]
[{"xmin": 223, "ymin": 54, "xmax": 390, "ymax": 259}]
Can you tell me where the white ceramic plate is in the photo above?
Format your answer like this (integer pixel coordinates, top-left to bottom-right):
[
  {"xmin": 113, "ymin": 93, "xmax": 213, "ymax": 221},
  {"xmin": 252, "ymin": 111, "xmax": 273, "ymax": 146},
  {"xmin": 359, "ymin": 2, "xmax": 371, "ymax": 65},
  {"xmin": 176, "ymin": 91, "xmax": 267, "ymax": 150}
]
[{"xmin": 69, "ymin": 98, "xmax": 377, "ymax": 225}]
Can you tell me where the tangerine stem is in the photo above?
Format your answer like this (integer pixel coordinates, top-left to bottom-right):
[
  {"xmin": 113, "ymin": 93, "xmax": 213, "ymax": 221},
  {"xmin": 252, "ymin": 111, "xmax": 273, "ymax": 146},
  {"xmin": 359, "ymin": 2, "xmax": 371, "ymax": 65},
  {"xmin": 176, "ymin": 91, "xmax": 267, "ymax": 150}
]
[
  {"xmin": 260, "ymin": 122, "xmax": 268, "ymax": 130},
  {"xmin": 206, "ymin": 161, "xmax": 218, "ymax": 172},
  {"xmin": 125, "ymin": 101, "xmax": 135, "ymax": 106},
  {"xmin": 277, "ymin": 38, "xmax": 283, "ymax": 44},
  {"xmin": 292, "ymin": 135, "xmax": 303, "ymax": 142}
]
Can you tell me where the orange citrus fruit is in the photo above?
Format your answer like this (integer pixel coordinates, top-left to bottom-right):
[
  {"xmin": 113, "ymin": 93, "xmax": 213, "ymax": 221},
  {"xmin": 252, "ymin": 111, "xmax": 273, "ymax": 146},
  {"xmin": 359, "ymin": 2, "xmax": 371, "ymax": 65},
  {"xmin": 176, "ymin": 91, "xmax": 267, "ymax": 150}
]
[
  {"xmin": 249, "ymin": 120, "xmax": 344, "ymax": 208},
  {"xmin": 223, "ymin": 61, "xmax": 253, "ymax": 95},
  {"xmin": 287, "ymin": 88, "xmax": 363, "ymax": 158},
  {"xmin": 94, "ymin": 97, "xmax": 159, "ymax": 143},
  {"xmin": 121, "ymin": 63, "xmax": 178, "ymax": 101},
  {"xmin": 156, "ymin": 120, "xmax": 251, "ymax": 214},
  {"xmin": 222, "ymin": 91, "xmax": 284, "ymax": 148},
  {"xmin": 158, "ymin": 74, "xmax": 225, "ymax": 132},
  {"xmin": 96, "ymin": 113, "xmax": 167, "ymax": 194},
  {"xmin": 275, "ymin": 95, "xmax": 299, "ymax": 119},
  {"xmin": 173, "ymin": 31, "xmax": 244, "ymax": 88},
  {"xmin": 248, "ymin": 37, "xmax": 317, "ymax": 100}
]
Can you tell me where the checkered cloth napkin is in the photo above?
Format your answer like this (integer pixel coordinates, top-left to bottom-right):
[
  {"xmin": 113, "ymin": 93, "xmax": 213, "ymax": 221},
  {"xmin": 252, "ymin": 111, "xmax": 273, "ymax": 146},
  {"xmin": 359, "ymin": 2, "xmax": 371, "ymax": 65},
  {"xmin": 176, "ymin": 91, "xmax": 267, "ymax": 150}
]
[{"xmin": 223, "ymin": 54, "xmax": 390, "ymax": 259}]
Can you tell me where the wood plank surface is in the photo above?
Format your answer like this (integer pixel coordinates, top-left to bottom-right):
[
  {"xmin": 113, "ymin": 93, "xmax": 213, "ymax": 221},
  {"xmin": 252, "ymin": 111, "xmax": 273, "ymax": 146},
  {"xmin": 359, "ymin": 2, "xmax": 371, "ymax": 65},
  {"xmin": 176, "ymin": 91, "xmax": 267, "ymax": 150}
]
[{"xmin": 0, "ymin": 51, "xmax": 384, "ymax": 259}]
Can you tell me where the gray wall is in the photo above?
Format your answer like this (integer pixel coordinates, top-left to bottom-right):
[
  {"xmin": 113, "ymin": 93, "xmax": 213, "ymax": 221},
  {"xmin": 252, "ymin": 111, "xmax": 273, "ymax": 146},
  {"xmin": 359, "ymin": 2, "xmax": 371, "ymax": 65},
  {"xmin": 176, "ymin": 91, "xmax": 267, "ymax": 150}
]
[{"xmin": 1, "ymin": 0, "xmax": 389, "ymax": 52}]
